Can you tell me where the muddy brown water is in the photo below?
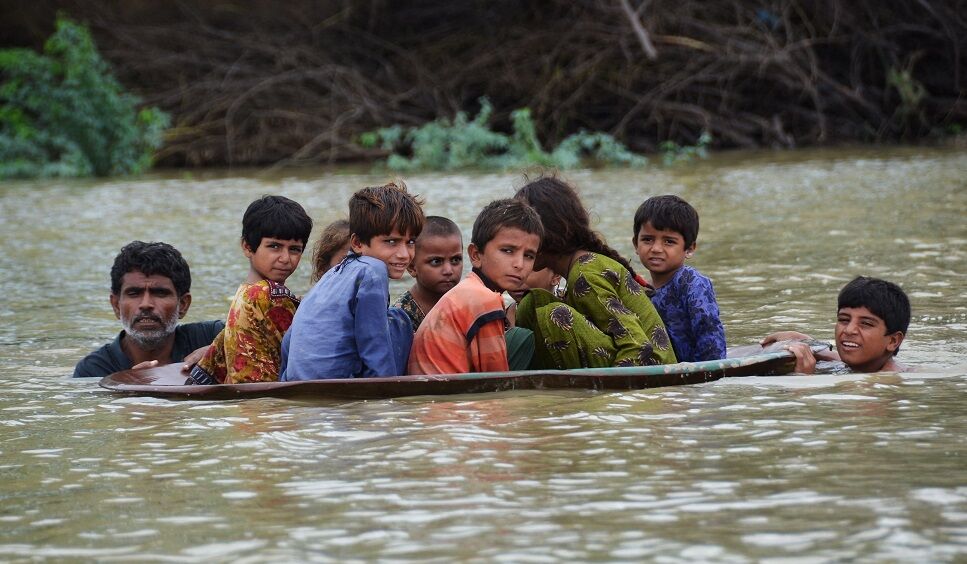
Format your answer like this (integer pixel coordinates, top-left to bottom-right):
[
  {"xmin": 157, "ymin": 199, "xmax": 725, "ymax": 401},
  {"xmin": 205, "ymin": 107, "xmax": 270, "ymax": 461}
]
[{"xmin": 0, "ymin": 146, "xmax": 964, "ymax": 561}]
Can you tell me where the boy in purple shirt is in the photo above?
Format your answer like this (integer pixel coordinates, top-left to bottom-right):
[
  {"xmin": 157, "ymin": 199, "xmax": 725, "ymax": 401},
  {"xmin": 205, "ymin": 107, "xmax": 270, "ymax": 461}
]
[
  {"xmin": 633, "ymin": 195, "xmax": 726, "ymax": 362},
  {"xmin": 281, "ymin": 181, "xmax": 425, "ymax": 380}
]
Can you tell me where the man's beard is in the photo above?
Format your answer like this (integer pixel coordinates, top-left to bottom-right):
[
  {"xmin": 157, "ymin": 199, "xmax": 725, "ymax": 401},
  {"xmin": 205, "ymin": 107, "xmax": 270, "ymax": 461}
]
[{"xmin": 122, "ymin": 312, "xmax": 179, "ymax": 350}]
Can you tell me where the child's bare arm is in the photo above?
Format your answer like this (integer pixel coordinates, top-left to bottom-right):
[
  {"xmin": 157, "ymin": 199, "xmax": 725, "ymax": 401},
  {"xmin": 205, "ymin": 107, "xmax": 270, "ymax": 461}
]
[{"xmin": 761, "ymin": 331, "xmax": 812, "ymax": 345}]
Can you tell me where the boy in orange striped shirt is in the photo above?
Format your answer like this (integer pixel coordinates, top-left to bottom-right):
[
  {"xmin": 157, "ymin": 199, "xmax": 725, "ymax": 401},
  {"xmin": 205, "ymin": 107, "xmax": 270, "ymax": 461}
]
[{"xmin": 408, "ymin": 199, "xmax": 543, "ymax": 374}]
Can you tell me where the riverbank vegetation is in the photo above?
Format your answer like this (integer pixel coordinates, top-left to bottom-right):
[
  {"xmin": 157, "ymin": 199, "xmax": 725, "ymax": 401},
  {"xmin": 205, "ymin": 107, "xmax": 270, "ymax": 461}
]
[
  {"xmin": 2, "ymin": 1, "xmax": 964, "ymax": 170},
  {"xmin": 0, "ymin": 17, "xmax": 167, "ymax": 179},
  {"xmin": 360, "ymin": 98, "xmax": 649, "ymax": 171}
]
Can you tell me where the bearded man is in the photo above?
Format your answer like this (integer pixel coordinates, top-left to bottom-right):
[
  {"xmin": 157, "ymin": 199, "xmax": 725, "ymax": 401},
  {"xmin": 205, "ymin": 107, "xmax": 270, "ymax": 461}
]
[{"xmin": 73, "ymin": 241, "xmax": 223, "ymax": 378}]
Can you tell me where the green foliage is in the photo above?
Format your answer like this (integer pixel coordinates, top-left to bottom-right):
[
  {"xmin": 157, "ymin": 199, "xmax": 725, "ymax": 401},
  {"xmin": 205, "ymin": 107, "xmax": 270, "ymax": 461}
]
[
  {"xmin": 0, "ymin": 16, "xmax": 169, "ymax": 179},
  {"xmin": 659, "ymin": 131, "xmax": 712, "ymax": 166},
  {"xmin": 888, "ymin": 67, "xmax": 926, "ymax": 118},
  {"xmin": 360, "ymin": 97, "xmax": 647, "ymax": 171}
]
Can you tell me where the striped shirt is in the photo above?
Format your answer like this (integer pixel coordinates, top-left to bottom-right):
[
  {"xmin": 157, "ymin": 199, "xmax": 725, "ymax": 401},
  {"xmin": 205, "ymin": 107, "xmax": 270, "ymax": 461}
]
[{"xmin": 408, "ymin": 272, "xmax": 508, "ymax": 374}]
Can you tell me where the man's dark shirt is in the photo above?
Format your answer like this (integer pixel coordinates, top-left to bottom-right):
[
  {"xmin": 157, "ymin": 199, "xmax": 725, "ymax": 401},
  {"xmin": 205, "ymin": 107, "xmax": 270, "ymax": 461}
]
[{"xmin": 73, "ymin": 321, "xmax": 224, "ymax": 378}]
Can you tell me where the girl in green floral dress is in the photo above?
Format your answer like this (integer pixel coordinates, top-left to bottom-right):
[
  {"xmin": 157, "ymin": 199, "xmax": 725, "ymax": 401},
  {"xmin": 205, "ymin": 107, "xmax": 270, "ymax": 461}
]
[{"xmin": 513, "ymin": 176, "xmax": 677, "ymax": 369}]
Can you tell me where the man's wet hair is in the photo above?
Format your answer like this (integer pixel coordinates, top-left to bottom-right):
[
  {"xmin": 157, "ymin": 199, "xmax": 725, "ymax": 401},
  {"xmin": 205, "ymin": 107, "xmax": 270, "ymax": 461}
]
[
  {"xmin": 349, "ymin": 180, "xmax": 425, "ymax": 244},
  {"xmin": 838, "ymin": 276, "xmax": 911, "ymax": 355},
  {"xmin": 110, "ymin": 241, "xmax": 192, "ymax": 296},
  {"xmin": 471, "ymin": 198, "xmax": 543, "ymax": 250},
  {"xmin": 242, "ymin": 195, "xmax": 313, "ymax": 251},
  {"xmin": 633, "ymin": 195, "xmax": 700, "ymax": 249}
]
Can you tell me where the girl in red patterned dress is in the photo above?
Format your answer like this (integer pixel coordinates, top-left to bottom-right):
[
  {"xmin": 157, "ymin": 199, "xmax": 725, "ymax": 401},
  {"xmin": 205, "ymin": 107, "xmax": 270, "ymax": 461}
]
[{"xmin": 188, "ymin": 195, "xmax": 313, "ymax": 384}]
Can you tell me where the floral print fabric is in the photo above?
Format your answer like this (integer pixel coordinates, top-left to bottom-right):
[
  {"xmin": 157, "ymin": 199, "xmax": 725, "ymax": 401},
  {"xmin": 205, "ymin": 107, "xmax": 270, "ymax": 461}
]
[
  {"xmin": 650, "ymin": 265, "xmax": 726, "ymax": 362},
  {"xmin": 393, "ymin": 290, "xmax": 426, "ymax": 332},
  {"xmin": 515, "ymin": 252, "xmax": 677, "ymax": 369},
  {"xmin": 194, "ymin": 280, "xmax": 298, "ymax": 383}
]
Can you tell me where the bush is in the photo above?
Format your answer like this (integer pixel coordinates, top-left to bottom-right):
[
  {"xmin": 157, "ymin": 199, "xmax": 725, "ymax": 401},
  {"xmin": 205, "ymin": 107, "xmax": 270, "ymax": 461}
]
[
  {"xmin": 659, "ymin": 132, "xmax": 712, "ymax": 166},
  {"xmin": 360, "ymin": 98, "xmax": 647, "ymax": 171},
  {"xmin": 0, "ymin": 16, "xmax": 169, "ymax": 179}
]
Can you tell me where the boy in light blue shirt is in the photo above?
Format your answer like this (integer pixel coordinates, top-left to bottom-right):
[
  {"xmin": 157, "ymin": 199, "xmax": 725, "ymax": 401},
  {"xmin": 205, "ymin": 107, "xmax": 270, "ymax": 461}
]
[{"xmin": 281, "ymin": 181, "xmax": 425, "ymax": 380}]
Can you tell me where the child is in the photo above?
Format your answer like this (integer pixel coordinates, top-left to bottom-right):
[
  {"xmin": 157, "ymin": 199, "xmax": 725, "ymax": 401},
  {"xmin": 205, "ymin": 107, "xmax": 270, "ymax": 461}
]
[
  {"xmin": 187, "ymin": 195, "xmax": 312, "ymax": 384},
  {"xmin": 394, "ymin": 216, "xmax": 464, "ymax": 331},
  {"xmin": 408, "ymin": 199, "xmax": 543, "ymax": 375},
  {"xmin": 282, "ymin": 181, "xmax": 425, "ymax": 380},
  {"xmin": 310, "ymin": 219, "xmax": 351, "ymax": 283},
  {"xmin": 761, "ymin": 276, "xmax": 911, "ymax": 373},
  {"xmin": 508, "ymin": 267, "xmax": 563, "ymax": 303},
  {"xmin": 513, "ymin": 176, "xmax": 677, "ymax": 369},
  {"xmin": 505, "ymin": 267, "xmax": 563, "ymax": 326},
  {"xmin": 633, "ymin": 194, "xmax": 726, "ymax": 362}
]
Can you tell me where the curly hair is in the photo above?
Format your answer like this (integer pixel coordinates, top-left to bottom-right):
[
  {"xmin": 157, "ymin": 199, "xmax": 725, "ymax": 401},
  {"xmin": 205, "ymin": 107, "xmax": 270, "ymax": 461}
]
[{"xmin": 110, "ymin": 241, "xmax": 191, "ymax": 296}]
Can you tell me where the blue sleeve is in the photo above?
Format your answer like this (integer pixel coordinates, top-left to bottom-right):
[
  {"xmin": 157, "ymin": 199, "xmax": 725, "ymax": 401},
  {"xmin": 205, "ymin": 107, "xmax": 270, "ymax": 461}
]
[
  {"xmin": 352, "ymin": 270, "xmax": 401, "ymax": 377},
  {"xmin": 686, "ymin": 274, "xmax": 727, "ymax": 361},
  {"xmin": 278, "ymin": 330, "xmax": 291, "ymax": 379}
]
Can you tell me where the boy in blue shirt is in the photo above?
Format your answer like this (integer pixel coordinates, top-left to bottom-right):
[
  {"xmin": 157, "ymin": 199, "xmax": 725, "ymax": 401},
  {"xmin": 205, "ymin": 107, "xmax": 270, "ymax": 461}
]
[
  {"xmin": 633, "ymin": 195, "xmax": 726, "ymax": 362},
  {"xmin": 281, "ymin": 181, "xmax": 425, "ymax": 380}
]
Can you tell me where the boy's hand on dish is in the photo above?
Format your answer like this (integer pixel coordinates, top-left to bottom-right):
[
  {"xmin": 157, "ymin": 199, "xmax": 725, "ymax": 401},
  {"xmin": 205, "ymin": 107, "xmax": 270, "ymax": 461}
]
[
  {"xmin": 761, "ymin": 331, "xmax": 812, "ymax": 346},
  {"xmin": 132, "ymin": 360, "xmax": 159, "ymax": 370},
  {"xmin": 181, "ymin": 345, "xmax": 210, "ymax": 372},
  {"xmin": 784, "ymin": 342, "xmax": 817, "ymax": 374}
]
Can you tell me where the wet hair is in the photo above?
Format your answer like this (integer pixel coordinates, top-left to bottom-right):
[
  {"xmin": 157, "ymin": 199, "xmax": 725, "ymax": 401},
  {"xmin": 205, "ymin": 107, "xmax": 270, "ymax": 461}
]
[
  {"xmin": 241, "ymin": 195, "xmax": 313, "ymax": 251},
  {"xmin": 110, "ymin": 241, "xmax": 191, "ymax": 296},
  {"xmin": 419, "ymin": 216, "xmax": 462, "ymax": 245},
  {"xmin": 471, "ymin": 199, "xmax": 543, "ymax": 251},
  {"xmin": 838, "ymin": 276, "xmax": 911, "ymax": 355},
  {"xmin": 514, "ymin": 175, "xmax": 638, "ymax": 276},
  {"xmin": 633, "ymin": 195, "xmax": 700, "ymax": 249},
  {"xmin": 310, "ymin": 219, "xmax": 350, "ymax": 283},
  {"xmin": 349, "ymin": 180, "xmax": 425, "ymax": 244}
]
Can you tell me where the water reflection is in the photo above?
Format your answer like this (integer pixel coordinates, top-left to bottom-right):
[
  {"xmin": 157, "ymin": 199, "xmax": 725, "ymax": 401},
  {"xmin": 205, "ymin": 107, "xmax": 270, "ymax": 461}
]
[{"xmin": 0, "ymin": 147, "xmax": 965, "ymax": 560}]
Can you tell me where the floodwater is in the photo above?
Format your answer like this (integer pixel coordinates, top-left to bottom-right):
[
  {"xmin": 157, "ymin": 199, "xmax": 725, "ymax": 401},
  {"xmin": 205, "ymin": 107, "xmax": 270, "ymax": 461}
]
[{"xmin": 1, "ymin": 146, "xmax": 965, "ymax": 561}]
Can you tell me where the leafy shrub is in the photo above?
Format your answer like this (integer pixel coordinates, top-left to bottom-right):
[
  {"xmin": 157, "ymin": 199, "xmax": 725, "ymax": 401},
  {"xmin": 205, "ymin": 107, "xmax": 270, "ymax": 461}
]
[
  {"xmin": 659, "ymin": 131, "xmax": 712, "ymax": 166},
  {"xmin": 360, "ymin": 98, "xmax": 647, "ymax": 171},
  {"xmin": 0, "ymin": 16, "xmax": 169, "ymax": 179}
]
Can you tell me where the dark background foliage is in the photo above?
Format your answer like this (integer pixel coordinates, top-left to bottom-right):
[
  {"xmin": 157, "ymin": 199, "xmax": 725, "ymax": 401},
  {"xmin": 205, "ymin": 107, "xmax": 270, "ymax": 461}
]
[{"xmin": 3, "ymin": 0, "xmax": 965, "ymax": 168}]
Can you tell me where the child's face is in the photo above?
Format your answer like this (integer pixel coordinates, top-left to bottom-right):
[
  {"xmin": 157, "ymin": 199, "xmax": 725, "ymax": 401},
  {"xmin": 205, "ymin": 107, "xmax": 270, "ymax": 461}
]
[
  {"xmin": 834, "ymin": 306, "xmax": 904, "ymax": 372},
  {"xmin": 408, "ymin": 234, "xmax": 463, "ymax": 297},
  {"xmin": 245, "ymin": 237, "xmax": 305, "ymax": 284},
  {"xmin": 468, "ymin": 227, "xmax": 540, "ymax": 292},
  {"xmin": 635, "ymin": 222, "xmax": 694, "ymax": 278},
  {"xmin": 509, "ymin": 267, "xmax": 561, "ymax": 302},
  {"xmin": 328, "ymin": 242, "xmax": 352, "ymax": 272},
  {"xmin": 351, "ymin": 229, "xmax": 416, "ymax": 280}
]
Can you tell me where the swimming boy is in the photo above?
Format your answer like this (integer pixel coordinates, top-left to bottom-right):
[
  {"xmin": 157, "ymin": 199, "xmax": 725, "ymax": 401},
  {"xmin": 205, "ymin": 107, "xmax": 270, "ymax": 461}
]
[
  {"xmin": 408, "ymin": 199, "xmax": 543, "ymax": 375},
  {"xmin": 761, "ymin": 276, "xmax": 911, "ymax": 373},
  {"xmin": 633, "ymin": 195, "xmax": 726, "ymax": 362},
  {"xmin": 394, "ymin": 216, "xmax": 464, "ymax": 331},
  {"xmin": 187, "ymin": 195, "xmax": 312, "ymax": 384},
  {"xmin": 282, "ymin": 181, "xmax": 425, "ymax": 380}
]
